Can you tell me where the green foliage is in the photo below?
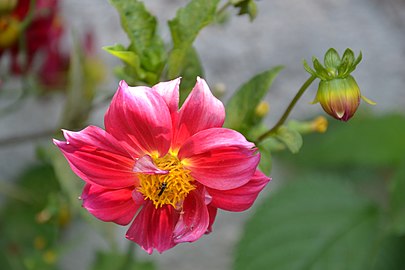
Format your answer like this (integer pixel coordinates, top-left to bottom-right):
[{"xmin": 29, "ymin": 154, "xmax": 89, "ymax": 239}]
[
  {"xmin": 167, "ymin": 0, "xmax": 220, "ymax": 79},
  {"xmin": 389, "ymin": 161, "xmax": 405, "ymax": 235},
  {"xmin": 0, "ymin": 164, "xmax": 63, "ymax": 270},
  {"xmin": 108, "ymin": 0, "xmax": 166, "ymax": 85},
  {"xmin": 224, "ymin": 66, "xmax": 283, "ymax": 134},
  {"xmin": 282, "ymin": 114, "xmax": 405, "ymax": 169},
  {"xmin": 91, "ymin": 250, "xmax": 155, "ymax": 270},
  {"xmin": 235, "ymin": 176, "xmax": 384, "ymax": 270},
  {"xmin": 273, "ymin": 126, "xmax": 303, "ymax": 154},
  {"xmin": 231, "ymin": 0, "xmax": 258, "ymax": 21}
]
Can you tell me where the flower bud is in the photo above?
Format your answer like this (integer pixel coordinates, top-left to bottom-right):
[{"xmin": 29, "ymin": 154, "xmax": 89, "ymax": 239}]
[
  {"xmin": 255, "ymin": 100, "xmax": 270, "ymax": 118},
  {"xmin": 0, "ymin": 16, "xmax": 20, "ymax": 49},
  {"xmin": 303, "ymin": 48, "xmax": 376, "ymax": 121}
]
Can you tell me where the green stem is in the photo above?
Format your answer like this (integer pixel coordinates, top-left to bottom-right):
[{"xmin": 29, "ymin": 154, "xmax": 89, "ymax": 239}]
[
  {"xmin": 256, "ymin": 75, "xmax": 316, "ymax": 143},
  {"xmin": 216, "ymin": 1, "xmax": 232, "ymax": 17},
  {"xmin": 119, "ymin": 242, "xmax": 136, "ymax": 270}
]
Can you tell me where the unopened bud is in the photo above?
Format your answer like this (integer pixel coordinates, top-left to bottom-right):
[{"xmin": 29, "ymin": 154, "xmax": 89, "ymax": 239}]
[
  {"xmin": 304, "ymin": 48, "xmax": 376, "ymax": 121},
  {"xmin": 255, "ymin": 100, "xmax": 269, "ymax": 118}
]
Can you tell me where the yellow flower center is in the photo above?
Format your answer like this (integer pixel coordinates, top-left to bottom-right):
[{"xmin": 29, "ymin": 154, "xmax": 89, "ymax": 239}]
[{"xmin": 137, "ymin": 153, "xmax": 195, "ymax": 209}]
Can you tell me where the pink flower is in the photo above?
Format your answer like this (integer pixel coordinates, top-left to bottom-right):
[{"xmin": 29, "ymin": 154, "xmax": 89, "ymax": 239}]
[{"xmin": 53, "ymin": 77, "xmax": 270, "ymax": 254}]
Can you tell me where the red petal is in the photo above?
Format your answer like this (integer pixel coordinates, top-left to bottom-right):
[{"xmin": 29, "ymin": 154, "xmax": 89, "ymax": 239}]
[
  {"xmin": 207, "ymin": 170, "xmax": 270, "ymax": 212},
  {"xmin": 206, "ymin": 204, "xmax": 218, "ymax": 234},
  {"xmin": 178, "ymin": 128, "xmax": 260, "ymax": 190},
  {"xmin": 126, "ymin": 202, "xmax": 179, "ymax": 254},
  {"xmin": 53, "ymin": 126, "xmax": 137, "ymax": 189},
  {"xmin": 152, "ymin": 78, "xmax": 180, "ymax": 118},
  {"xmin": 173, "ymin": 190, "xmax": 210, "ymax": 243},
  {"xmin": 172, "ymin": 77, "xmax": 225, "ymax": 150},
  {"xmin": 132, "ymin": 155, "xmax": 168, "ymax": 175},
  {"xmin": 104, "ymin": 80, "xmax": 172, "ymax": 157},
  {"xmin": 81, "ymin": 184, "xmax": 140, "ymax": 226}
]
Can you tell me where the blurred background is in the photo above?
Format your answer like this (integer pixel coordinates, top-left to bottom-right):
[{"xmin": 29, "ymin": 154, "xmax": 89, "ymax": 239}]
[{"xmin": 0, "ymin": 0, "xmax": 404, "ymax": 269}]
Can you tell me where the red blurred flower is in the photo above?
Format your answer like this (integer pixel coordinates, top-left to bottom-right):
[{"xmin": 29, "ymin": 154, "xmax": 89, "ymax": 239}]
[
  {"xmin": 0, "ymin": 0, "xmax": 69, "ymax": 88},
  {"xmin": 54, "ymin": 77, "xmax": 270, "ymax": 254}
]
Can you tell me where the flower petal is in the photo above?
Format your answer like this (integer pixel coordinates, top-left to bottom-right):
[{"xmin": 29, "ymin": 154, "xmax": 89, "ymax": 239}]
[
  {"xmin": 81, "ymin": 184, "xmax": 140, "ymax": 226},
  {"xmin": 104, "ymin": 80, "xmax": 172, "ymax": 157},
  {"xmin": 172, "ymin": 77, "xmax": 225, "ymax": 150},
  {"xmin": 152, "ymin": 77, "xmax": 180, "ymax": 118},
  {"xmin": 173, "ymin": 190, "xmax": 209, "ymax": 243},
  {"xmin": 207, "ymin": 170, "xmax": 270, "ymax": 212},
  {"xmin": 178, "ymin": 128, "xmax": 260, "ymax": 190},
  {"xmin": 206, "ymin": 204, "xmax": 218, "ymax": 234},
  {"xmin": 53, "ymin": 126, "xmax": 137, "ymax": 189},
  {"xmin": 126, "ymin": 202, "xmax": 179, "ymax": 254},
  {"xmin": 132, "ymin": 155, "xmax": 168, "ymax": 175}
]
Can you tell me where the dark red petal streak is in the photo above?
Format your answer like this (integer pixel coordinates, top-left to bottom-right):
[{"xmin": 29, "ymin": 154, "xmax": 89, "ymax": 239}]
[
  {"xmin": 173, "ymin": 190, "xmax": 209, "ymax": 243},
  {"xmin": 81, "ymin": 184, "xmax": 139, "ymax": 226},
  {"xmin": 172, "ymin": 77, "xmax": 225, "ymax": 150},
  {"xmin": 105, "ymin": 80, "xmax": 172, "ymax": 158},
  {"xmin": 207, "ymin": 170, "xmax": 270, "ymax": 211},
  {"xmin": 53, "ymin": 126, "xmax": 136, "ymax": 189},
  {"xmin": 179, "ymin": 128, "xmax": 260, "ymax": 190},
  {"xmin": 126, "ymin": 202, "xmax": 179, "ymax": 254}
]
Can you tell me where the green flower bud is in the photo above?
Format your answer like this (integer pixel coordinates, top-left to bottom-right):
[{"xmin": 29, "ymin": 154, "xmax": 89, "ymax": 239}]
[{"xmin": 303, "ymin": 48, "xmax": 376, "ymax": 121}]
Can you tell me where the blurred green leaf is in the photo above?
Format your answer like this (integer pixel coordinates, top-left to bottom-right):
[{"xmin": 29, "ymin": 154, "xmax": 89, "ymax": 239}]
[
  {"xmin": 167, "ymin": 0, "xmax": 219, "ymax": 78},
  {"xmin": 235, "ymin": 176, "xmax": 382, "ymax": 270},
  {"xmin": 258, "ymin": 140, "xmax": 272, "ymax": 175},
  {"xmin": 389, "ymin": 161, "xmax": 405, "ymax": 235},
  {"xmin": 274, "ymin": 126, "xmax": 303, "ymax": 154},
  {"xmin": 371, "ymin": 235, "xmax": 405, "ymax": 270},
  {"xmin": 178, "ymin": 46, "xmax": 204, "ymax": 104},
  {"xmin": 0, "ymin": 164, "xmax": 61, "ymax": 270},
  {"xmin": 224, "ymin": 66, "xmax": 283, "ymax": 134},
  {"xmin": 91, "ymin": 250, "xmax": 155, "ymax": 270},
  {"xmin": 110, "ymin": 0, "xmax": 165, "ymax": 84},
  {"xmin": 232, "ymin": 0, "xmax": 258, "ymax": 21},
  {"xmin": 280, "ymin": 114, "xmax": 405, "ymax": 169}
]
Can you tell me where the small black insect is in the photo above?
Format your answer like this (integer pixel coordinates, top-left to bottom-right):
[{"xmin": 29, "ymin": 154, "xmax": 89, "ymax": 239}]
[{"xmin": 158, "ymin": 182, "xmax": 168, "ymax": 197}]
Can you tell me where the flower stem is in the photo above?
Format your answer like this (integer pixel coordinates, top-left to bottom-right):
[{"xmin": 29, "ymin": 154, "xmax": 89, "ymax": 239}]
[
  {"xmin": 256, "ymin": 75, "xmax": 316, "ymax": 143},
  {"xmin": 217, "ymin": 1, "xmax": 232, "ymax": 17}
]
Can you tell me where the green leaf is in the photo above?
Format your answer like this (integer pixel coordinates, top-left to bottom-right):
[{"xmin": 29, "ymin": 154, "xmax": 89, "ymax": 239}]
[
  {"xmin": 389, "ymin": 161, "xmax": 405, "ymax": 235},
  {"xmin": 371, "ymin": 235, "xmax": 405, "ymax": 270},
  {"xmin": 91, "ymin": 250, "xmax": 155, "ymax": 270},
  {"xmin": 235, "ymin": 176, "xmax": 382, "ymax": 270},
  {"xmin": 167, "ymin": 0, "xmax": 220, "ymax": 78},
  {"xmin": 274, "ymin": 126, "xmax": 303, "ymax": 154},
  {"xmin": 178, "ymin": 46, "xmax": 204, "ymax": 105},
  {"xmin": 224, "ymin": 66, "xmax": 283, "ymax": 133},
  {"xmin": 279, "ymin": 114, "xmax": 405, "ymax": 169},
  {"xmin": 110, "ymin": 0, "xmax": 165, "ymax": 75},
  {"xmin": 258, "ymin": 139, "xmax": 273, "ymax": 175},
  {"xmin": 312, "ymin": 57, "xmax": 329, "ymax": 80},
  {"xmin": 234, "ymin": 0, "xmax": 258, "ymax": 21},
  {"xmin": 103, "ymin": 44, "xmax": 146, "ymax": 76}
]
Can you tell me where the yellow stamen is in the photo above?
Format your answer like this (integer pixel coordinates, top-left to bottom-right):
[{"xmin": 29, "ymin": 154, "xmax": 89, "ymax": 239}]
[{"xmin": 137, "ymin": 153, "xmax": 195, "ymax": 209}]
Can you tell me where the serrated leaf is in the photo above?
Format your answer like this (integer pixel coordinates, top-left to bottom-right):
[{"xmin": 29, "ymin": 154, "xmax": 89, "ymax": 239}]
[
  {"xmin": 280, "ymin": 114, "xmax": 405, "ymax": 169},
  {"xmin": 235, "ymin": 176, "xmax": 381, "ymax": 270},
  {"xmin": 110, "ymin": 0, "xmax": 165, "ymax": 78},
  {"xmin": 389, "ymin": 161, "xmax": 405, "ymax": 235},
  {"xmin": 275, "ymin": 126, "xmax": 303, "ymax": 154},
  {"xmin": 167, "ymin": 0, "xmax": 219, "ymax": 78},
  {"xmin": 224, "ymin": 66, "xmax": 283, "ymax": 133}
]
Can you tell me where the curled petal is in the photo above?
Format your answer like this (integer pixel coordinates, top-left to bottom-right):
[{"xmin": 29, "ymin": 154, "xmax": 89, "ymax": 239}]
[
  {"xmin": 179, "ymin": 128, "xmax": 260, "ymax": 190},
  {"xmin": 53, "ymin": 126, "xmax": 137, "ymax": 189},
  {"xmin": 206, "ymin": 204, "xmax": 218, "ymax": 234},
  {"xmin": 126, "ymin": 202, "xmax": 179, "ymax": 254},
  {"xmin": 173, "ymin": 190, "xmax": 209, "ymax": 243},
  {"xmin": 133, "ymin": 155, "xmax": 168, "ymax": 175},
  {"xmin": 207, "ymin": 170, "xmax": 270, "ymax": 212},
  {"xmin": 81, "ymin": 184, "xmax": 140, "ymax": 226},
  {"xmin": 172, "ymin": 77, "xmax": 225, "ymax": 150},
  {"xmin": 105, "ymin": 80, "xmax": 172, "ymax": 157}
]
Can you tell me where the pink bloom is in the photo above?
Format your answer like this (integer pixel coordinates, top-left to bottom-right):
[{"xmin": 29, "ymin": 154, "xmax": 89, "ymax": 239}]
[{"xmin": 53, "ymin": 77, "xmax": 270, "ymax": 254}]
